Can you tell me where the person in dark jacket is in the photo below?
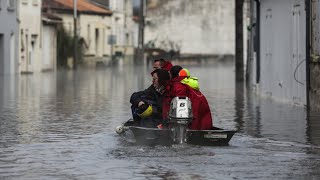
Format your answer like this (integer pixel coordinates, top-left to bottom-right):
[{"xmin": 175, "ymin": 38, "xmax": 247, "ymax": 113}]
[{"xmin": 130, "ymin": 69, "xmax": 170, "ymax": 128}]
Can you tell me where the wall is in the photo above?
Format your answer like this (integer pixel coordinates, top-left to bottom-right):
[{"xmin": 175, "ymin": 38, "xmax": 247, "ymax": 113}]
[
  {"xmin": 310, "ymin": 0, "xmax": 320, "ymax": 111},
  {"xmin": 19, "ymin": 0, "xmax": 42, "ymax": 73},
  {"xmin": 0, "ymin": 0, "xmax": 18, "ymax": 75},
  {"xmin": 41, "ymin": 24, "xmax": 57, "ymax": 71},
  {"xmin": 250, "ymin": 0, "xmax": 307, "ymax": 105},
  {"xmin": 110, "ymin": 0, "xmax": 135, "ymax": 58},
  {"xmin": 144, "ymin": 0, "xmax": 235, "ymax": 55},
  {"xmin": 56, "ymin": 13, "xmax": 112, "ymax": 64},
  {"xmin": 79, "ymin": 14, "xmax": 112, "ymax": 58}
]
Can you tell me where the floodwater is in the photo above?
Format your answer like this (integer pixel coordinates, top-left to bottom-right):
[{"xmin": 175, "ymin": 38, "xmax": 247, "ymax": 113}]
[{"xmin": 1, "ymin": 61, "xmax": 320, "ymax": 179}]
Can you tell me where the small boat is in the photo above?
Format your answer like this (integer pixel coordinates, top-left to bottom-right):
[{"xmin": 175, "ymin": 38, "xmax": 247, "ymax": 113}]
[
  {"xmin": 117, "ymin": 119, "xmax": 235, "ymax": 146},
  {"xmin": 116, "ymin": 97, "xmax": 236, "ymax": 146}
]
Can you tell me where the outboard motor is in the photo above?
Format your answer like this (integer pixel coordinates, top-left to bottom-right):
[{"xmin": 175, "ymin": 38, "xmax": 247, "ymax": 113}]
[{"xmin": 168, "ymin": 97, "xmax": 193, "ymax": 144}]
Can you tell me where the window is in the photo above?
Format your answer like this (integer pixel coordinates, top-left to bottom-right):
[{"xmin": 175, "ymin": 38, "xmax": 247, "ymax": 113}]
[
  {"xmin": 32, "ymin": 0, "xmax": 38, "ymax": 6},
  {"xmin": 7, "ymin": 0, "xmax": 15, "ymax": 11}
]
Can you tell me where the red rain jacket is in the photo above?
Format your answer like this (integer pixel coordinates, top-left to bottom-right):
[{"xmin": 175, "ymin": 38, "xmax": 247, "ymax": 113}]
[{"xmin": 162, "ymin": 77, "xmax": 213, "ymax": 130}]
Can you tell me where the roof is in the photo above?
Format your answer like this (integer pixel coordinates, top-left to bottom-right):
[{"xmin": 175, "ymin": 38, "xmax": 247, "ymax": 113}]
[
  {"xmin": 42, "ymin": 13, "xmax": 63, "ymax": 24},
  {"xmin": 42, "ymin": 0, "xmax": 112, "ymax": 16}
]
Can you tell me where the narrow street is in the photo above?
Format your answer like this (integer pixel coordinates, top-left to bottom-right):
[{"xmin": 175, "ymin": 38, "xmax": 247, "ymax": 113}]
[{"xmin": 1, "ymin": 61, "xmax": 320, "ymax": 179}]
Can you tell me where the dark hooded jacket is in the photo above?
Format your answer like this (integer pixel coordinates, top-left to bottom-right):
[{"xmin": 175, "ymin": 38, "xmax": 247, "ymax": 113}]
[{"xmin": 130, "ymin": 85, "xmax": 163, "ymax": 121}]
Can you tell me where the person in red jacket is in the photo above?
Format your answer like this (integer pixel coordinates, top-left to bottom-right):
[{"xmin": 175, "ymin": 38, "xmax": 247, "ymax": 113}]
[
  {"xmin": 153, "ymin": 59, "xmax": 173, "ymax": 71},
  {"xmin": 161, "ymin": 65, "xmax": 213, "ymax": 130}
]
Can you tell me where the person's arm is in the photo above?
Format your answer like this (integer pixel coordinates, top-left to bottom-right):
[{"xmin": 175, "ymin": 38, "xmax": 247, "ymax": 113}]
[{"xmin": 130, "ymin": 85, "xmax": 153, "ymax": 107}]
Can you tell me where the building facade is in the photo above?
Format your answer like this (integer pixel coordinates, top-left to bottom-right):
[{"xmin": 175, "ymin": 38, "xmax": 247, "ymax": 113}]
[
  {"xmin": 247, "ymin": 0, "xmax": 307, "ymax": 106},
  {"xmin": 19, "ymin": 0, "xmax": 42, "ymax": 73},
  {"xmin": 43, "ymin": 0, "xmax": 113, "ymax": 66},
  {"xmin": 144, "ymin": 0, "xmax": 235, "ymax": 56},
  {"xmin": 0, "ymin": 0, "xmax": 18, "ymax": 75},
  {"xmin": 41, "ymin": 13, "xmax": 62, "ymax": 71},
  {"xmin": 109, "ymin": 0, "xmax": 135, "ymax": 62},
  {"xmin": 310, "ymin": 0, "xmax": 320, "ymax": 111}
]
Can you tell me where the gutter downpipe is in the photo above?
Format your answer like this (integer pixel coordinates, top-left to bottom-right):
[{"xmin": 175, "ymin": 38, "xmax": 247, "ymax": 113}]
[
  {"xmin": 73, "ymin": 0, "xmax": 78, "ymax": 70},
  {"xmin": 306, "ymin": 0, "xmax": 311, "ymax": 112},
  {"xmin": 255, "ymin": 0, "xmax": 260, "ymax": 84}
]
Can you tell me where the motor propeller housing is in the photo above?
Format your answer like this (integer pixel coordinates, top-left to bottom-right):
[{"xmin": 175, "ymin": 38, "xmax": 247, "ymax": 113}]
[
  {"xmin": 168, "ymin": 97, "xmax": 193, "ymax": 144},
  {"xmin": 169, "ymin": 97, "xmax": 193, "ymax": 124}
]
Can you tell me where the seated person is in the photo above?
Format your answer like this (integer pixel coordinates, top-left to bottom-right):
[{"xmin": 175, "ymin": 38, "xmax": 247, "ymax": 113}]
[
  {"xmin": 161, "ymin": 65, "xmax": 213, "ymax": 130},
  {"xmin": 130, "ymin": 69, "xmax": 170, "ymax": 128},
  {"xmin": 153, "ymin": 59, "xmax": 173, "ymax": 71}
]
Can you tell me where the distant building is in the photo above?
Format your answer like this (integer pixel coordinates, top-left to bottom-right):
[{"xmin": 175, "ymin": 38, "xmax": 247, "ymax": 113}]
[
  {"xmin": 0, "ymin": 0, "xmax": 18, "ymax": 75},
  {"xmin": 41, "ymin": 13, "xmax": 62, "ymax": 71},
  {"xmin": 42, "ymin": 0, "xmax": 113, "ymax": 66},
  {"xmin": 144, "ymin": 0, "xmax": 235, "ymax": 56},
  {"xmin": 19, "ymin": 0, "xmax": 42, "ymax": 73},
  {"xmin": 109, "ymin": 0, "xmax": 135, "ymax": 63}
]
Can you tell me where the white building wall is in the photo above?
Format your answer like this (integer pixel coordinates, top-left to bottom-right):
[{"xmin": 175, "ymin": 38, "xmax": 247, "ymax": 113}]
[
  {"xmin": 57, "ymin": 13, "xmax": 112, "ymax": 58},
  {"xmin": 19, "ymin": 0, "xmax": 42, "ymax": 73},
  {"xmin": 145, "ymin": 0, "xmax": 235, "ymax": 55},
  {"xmin": 41, "ymin": 25, "xmax": 57, "ymax": 71},
  {"xmin": 0, "ymin": 0, "xmax": 18, "ymax": 75},
  {"xmin": 110, "ymin": 0, "xmax": 134, "ymax": 51},
  {"xmin": 78, "ymin": 14, "xmax": 112, "ymax": 57},
  {"xmin": 259, "ymin": 0, "xmax": 306, "ymax": 105}
]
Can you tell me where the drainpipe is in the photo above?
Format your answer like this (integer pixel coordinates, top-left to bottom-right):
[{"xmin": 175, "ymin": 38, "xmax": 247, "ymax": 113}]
[
  {"xmin": 305, "ymin": 0, "xmax": 311, "ymax": 111},
  {"xmin": 73, "ymin": 0, "xmax": 78, "ymax": 70},
  {"xmin": 255, "ymin": 0, "xmax": 260, "ymax": 84},
  {"xmin": 235, "ymin": 0, "xmax": 244, "ymax": 82}
]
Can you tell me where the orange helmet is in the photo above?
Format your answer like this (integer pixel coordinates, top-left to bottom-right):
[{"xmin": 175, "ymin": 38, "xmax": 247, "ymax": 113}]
[{"xmin": 179, "ymin": 69, "xmax": 190, "ymax": 77}]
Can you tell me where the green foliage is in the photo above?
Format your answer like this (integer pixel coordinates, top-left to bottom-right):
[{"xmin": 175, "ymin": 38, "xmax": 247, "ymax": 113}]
[{"xmin": 56, "ymin": 25, "xmax": 84, "ymax": 68}]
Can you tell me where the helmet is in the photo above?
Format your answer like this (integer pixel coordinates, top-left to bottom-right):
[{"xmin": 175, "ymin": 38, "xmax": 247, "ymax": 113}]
[
  {"xmin": 179, "ymin": 69, "xmax": 190, "ymax": 77},
  {"xmin": 137, "ymin": 103, "xmax": 153, "ymax": 118}
]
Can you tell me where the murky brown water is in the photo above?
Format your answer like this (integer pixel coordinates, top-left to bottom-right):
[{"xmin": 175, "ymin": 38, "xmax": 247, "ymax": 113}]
[{"xmin": 1, "ymin": 62, "xmax": 320, "ymax": 179}]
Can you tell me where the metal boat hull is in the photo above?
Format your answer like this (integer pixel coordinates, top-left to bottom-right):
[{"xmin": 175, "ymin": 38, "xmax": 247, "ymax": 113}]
[{"xmin": 120, "ymin": 120, "xmax": 236, "ymax": 146}]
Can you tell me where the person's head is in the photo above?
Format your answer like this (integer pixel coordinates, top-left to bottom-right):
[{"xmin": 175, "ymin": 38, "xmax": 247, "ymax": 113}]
[
  {"xmin": 153, "ymin": 59, "xmax": 173, "ymax": 71},
  {"xmin": 153, "ymin": 59, "xmax": 166, "ymax": 70},
  {"xmin": 151, "ymin": 69, "xmax": 170, "ymax": 89},
  {"xmin": 170, "ymin": 65, "xmax": 183, "ymax": 79}
]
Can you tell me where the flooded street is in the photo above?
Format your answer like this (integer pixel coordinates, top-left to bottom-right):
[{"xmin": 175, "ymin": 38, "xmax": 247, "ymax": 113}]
[{"xmin": 1, "ymin": 62, "xmax": 320, "ymax": 179}]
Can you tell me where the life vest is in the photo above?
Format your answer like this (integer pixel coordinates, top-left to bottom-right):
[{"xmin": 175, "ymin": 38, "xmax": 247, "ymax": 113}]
[{"xmin": 181, "ymin": 77, "xmax": 200, "ymax": 91}]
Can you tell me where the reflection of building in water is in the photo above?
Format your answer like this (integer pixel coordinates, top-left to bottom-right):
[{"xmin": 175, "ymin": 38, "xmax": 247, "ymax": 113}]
[
  {"xmin": 53, "ymin": 66, "xmax": 149, "ymax": 123},
  {"xmin": 239, "ymin": 85, "xmax": 308, "ymax": 144},
  {"xmin": 10, "ymin": 73, "xmax": 57, "ymax": 143},
  {"xmin": 144, "ymin": 0, "xmax": 236, "ymax": 56},
  {"xmin": 308, "ymin": 113, "xmax": 320, "ymax": 146}
]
